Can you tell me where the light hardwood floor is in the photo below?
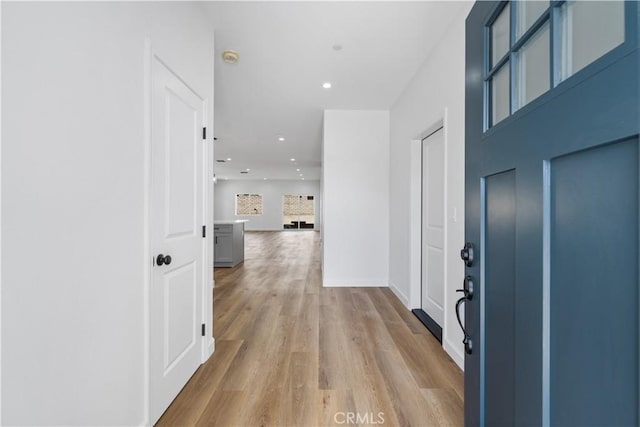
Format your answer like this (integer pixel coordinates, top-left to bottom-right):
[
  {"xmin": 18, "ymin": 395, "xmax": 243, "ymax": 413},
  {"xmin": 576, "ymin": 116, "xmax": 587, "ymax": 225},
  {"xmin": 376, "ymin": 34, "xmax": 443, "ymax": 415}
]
[{"xmin": 157, "ymin": 231, "xmax": 463, "ymax": 427}]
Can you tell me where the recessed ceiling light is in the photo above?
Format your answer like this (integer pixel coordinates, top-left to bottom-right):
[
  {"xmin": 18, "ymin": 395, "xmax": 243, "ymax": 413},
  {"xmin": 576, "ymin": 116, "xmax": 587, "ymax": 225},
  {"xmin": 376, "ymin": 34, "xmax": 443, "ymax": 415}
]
[
  {"xmin": 301, "ymin": 178, "xmax": 305, "ymax": 180},
  {"xmin": 296, "ymin": 168, "xmax": 300, "ymax": 172},
  {"xmin": 278, "ymin": 137, "xmax": 285, "ymax": 142},
  {"xmin": 226, "ymin": 158, "xmax": 232, "ymax": 161},
  {"xmin": 290, "ymin": 158, "xmax": 296, "ymax": 162},
  {"xmin": 299, "ymin": 174, "xmax": 303, "ymax": 176},
  {"xmin": 322, "ymin": 82, "xmax": 332, "ymax": 89},
  {"xmin": 222, "ymin": 50, "xmax": 239, "ymax": 64},
  {"xmin": 263, "ymin": 178, "xmax": 267, "ymax": 180},
  {"xmin": 246, "ymin": 168, "xmax": 251, "ymax": 171}
]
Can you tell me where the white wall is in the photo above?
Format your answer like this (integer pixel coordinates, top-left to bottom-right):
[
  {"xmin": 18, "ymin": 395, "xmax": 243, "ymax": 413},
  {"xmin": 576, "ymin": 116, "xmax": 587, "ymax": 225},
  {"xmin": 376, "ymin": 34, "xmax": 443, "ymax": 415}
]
[
  {"xmin": 214, "ymin": 179, "xmax": 321, "ymax": 231},
  {"xmin": 388, "ymin": 3, "xmax": 472, "ymax": 369},
  {"xmin": 323, "ymin": 110, "xmax": 389, "ymax": 287},
  {"xmin": 2, "ymin": 3, "xmax": 214, "ymax": 425}
]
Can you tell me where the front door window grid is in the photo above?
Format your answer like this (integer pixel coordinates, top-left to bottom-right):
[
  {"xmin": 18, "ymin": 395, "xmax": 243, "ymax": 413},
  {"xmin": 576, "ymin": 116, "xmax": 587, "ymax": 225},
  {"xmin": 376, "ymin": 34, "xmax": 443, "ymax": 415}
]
[{"xmin": 485, "ymin": 0, "xmax": 626, "ymax": 130}]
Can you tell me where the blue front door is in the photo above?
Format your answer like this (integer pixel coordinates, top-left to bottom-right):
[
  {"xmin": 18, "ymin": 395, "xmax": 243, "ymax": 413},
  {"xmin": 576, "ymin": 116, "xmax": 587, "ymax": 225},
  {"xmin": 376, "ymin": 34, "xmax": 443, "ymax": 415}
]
[{"xmin": 464, "ymin": 1, "xmax": 639, "ymax": 425}]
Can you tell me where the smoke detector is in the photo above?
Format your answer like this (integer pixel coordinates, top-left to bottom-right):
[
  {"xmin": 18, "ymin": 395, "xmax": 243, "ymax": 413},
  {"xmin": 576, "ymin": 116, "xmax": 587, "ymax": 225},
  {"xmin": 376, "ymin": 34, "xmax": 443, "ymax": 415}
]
[{"xmin": 222, "ymin": 50, "xmax": 239, "ymax": 64}]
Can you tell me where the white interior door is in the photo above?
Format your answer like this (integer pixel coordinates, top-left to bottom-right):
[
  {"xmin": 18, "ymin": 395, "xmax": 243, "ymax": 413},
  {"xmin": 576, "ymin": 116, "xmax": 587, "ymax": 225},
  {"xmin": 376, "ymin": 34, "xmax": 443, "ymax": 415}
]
[
  {"xmin": 421, "ymin": 127, "xmax": 445, "ymax": 327},
  {"xmin": 150, "ymin": 54, "xmax": 204, "ymax": 423}
]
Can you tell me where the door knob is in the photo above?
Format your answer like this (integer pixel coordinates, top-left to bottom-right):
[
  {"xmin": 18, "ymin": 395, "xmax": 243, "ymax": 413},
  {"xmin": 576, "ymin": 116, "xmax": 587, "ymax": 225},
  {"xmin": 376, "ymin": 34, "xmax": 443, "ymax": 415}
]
[
  {"xmin": 156, "ymin": 254, "xmax": 172, "ymax": 266},
  {"xmin": 460, "ymin": 242, "xmax": 474, "ymax": 267}
]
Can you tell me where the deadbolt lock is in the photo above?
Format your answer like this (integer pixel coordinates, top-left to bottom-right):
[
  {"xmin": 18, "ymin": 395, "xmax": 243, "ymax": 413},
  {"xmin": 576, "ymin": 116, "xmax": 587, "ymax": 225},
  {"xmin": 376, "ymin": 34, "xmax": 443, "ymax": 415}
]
[{"xmin": 460, "ymin": 242, "xmax": 474, "ymax": 267}]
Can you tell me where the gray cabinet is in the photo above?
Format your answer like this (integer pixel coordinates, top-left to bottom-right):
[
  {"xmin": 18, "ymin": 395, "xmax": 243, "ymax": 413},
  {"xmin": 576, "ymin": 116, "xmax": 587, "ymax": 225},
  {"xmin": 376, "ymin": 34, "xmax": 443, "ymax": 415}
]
[{"xmin": 214, "ymin": 222, "xmax": 245, "ymax": 267}]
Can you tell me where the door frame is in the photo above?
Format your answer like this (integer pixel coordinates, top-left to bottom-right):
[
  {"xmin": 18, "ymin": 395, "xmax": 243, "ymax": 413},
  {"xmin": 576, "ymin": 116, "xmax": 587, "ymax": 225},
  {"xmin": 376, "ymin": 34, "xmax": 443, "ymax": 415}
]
[
  {"xmin": 412, "ymin": 123, "xmax": 446, "ymax": 342},
  {"xmin": 408, "ymin": 109, "xmax": 463, "ymax": 367},
  {"xmin": 0, "ymin": 1, "xmax": 4, "ymax": 422},
  {"xmin": 142, "ymin": 40, "xmax": 214, "ymax": 425}
]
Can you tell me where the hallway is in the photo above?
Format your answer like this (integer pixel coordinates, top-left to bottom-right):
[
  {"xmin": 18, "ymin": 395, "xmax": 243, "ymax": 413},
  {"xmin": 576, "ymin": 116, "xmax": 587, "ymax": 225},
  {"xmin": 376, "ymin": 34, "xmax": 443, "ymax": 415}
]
[{"xmin": 157, "ymin": 231, "xmax": 463, "ymax": 426}]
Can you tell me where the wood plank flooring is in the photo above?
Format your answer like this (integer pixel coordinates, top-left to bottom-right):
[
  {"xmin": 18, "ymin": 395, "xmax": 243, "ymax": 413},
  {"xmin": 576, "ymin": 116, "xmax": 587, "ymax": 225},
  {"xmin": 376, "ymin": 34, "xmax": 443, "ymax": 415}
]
[{"xmin": 157, "ymin": 231, "xmax": 463, "ymax": 427}]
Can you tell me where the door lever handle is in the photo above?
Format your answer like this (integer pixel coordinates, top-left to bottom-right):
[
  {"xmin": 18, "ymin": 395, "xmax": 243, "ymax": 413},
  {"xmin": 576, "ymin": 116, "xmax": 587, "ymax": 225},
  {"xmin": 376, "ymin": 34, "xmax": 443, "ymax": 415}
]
[{"xmin": 455, "ymin": 275, "xmax": 475, "ymax": 355}]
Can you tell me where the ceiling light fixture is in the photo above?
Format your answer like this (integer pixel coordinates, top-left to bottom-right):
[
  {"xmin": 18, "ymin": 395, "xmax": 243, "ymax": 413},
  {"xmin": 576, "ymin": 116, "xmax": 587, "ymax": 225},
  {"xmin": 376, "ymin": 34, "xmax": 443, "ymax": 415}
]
[
  {"xmin": 246, "ymin": 168, "xmax": 251, "ymax": 171},
  {"xmin": 222, "ymin": 50, "xmax": 239, "ymax": 64},
  {"xmin": 278, "ymin": 137, "xmax": 285, "ymax": 142},
  {"xmin": 322, "ymin": 82, "xmax": 332, "ymax": 89},
  {"xmin": 296, "ymin": 168, "xmax": 300, "ymax": 172},
  {"xmin": 226, "ymin": 158, "xmax": 232, "ymax": 161},
  {"xmin": 290, "ymin": 158, "xmax": 296, "ymax": 162}
]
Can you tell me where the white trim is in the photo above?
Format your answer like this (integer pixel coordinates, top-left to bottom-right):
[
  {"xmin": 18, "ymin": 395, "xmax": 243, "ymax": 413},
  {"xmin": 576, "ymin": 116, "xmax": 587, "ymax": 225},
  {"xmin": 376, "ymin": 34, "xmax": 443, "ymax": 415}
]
[
  {"xmin": 441, "ymin": 108, "xmax": 451, "ymax": 365},
  {"xmin": 444, "ymin": 338, "xmax": 465, "ymax": 370},
  {"xmin": 0, "ymin": 0, "xmax": 3, "ymax": 421},
  {"xmin": 207, "ymin": 337, "xmax": 216, "ymax": 359},
  {"xmin": 142, "ymin": 37, "xmax": 152, "ymax": 427},
  {"xmin": 207, "ymin": 30, "xmax": 215, "ymax": 363},
  {"xmin": 409, "ymin": 138, "xmax": 422, "ymax": 309},
  {"xmin": 322, "ymin": 280, "xmax": 389, "ymax": 287},
  {"xmin": 201, "ymin": 96, "xmax": 212, "ymax": 364},
  {"xmin": 389, "ymin": 282, "xmax": 409, "ymax": 307}
]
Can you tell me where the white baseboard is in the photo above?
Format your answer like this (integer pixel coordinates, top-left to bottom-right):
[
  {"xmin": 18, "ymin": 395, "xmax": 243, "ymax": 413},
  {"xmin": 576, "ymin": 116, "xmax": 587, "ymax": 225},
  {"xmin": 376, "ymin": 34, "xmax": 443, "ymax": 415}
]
[
  {"xmin": 443, "ymin": 338, "xmax": 464, "ymax": 371},
  {"xmin": 322, "ymin": 279, "xmax": 389, "ymax": 287},
  {"xmin": 389, "ymin": 282, "xmax": 410, "ymax": 308},
  {"xmin": 202, "ymin": 337, "xmax": 215, "ymax": 363},
  {"xmin": 207, "ymin": 337, "xmax": 215, "ymax": 358}
]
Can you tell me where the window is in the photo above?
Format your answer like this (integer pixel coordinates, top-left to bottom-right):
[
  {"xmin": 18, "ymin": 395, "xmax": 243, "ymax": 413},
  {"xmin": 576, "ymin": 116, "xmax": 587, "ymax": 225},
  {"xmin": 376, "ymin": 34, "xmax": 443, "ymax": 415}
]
[
  {"xmin": 557, "ymin": 1, "xmax": 625, "ymax": 83},
  {"xmin": 283, "ymin": 195, "xmax": 315, "ymax": 229},
  {"xmin": 235, "ymin": 194, "xmax": 263, "ymax": 216},
  {"xmin": 485, "ymin": 0, "xmax": 626, "ymax": 129},
  {"xmin": 514, "ymin": 21, "xmax": 550, "ymax": 110}
]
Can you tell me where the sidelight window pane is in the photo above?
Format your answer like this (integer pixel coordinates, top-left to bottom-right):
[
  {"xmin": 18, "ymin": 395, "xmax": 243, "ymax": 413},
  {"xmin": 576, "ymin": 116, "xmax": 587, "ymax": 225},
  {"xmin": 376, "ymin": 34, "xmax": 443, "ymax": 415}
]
[
  {"xmin": 558, "ymin": 1, "xmax": 625, "ymax": 83},
  {"xmin": 515, "ymin": 22, "xmax": 550, "ymax": 110},
  {"xmin": 491, "ymin": 64, "xmax": 510, "ymax": 126},
  {"xmin": 515, "ymin": 0, "xmax": 548, "ymax": 40},
  {"xmin": 491, "ymin": 3, "xmax": 511, "ymax": 67}
]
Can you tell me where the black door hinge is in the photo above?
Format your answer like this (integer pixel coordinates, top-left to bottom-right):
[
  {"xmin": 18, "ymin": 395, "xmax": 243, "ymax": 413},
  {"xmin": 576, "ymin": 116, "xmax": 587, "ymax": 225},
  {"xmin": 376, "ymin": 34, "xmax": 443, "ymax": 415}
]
[
  {"xmin": 201, "ymin": 323, "xmax": 206, "ymax": 336},
  {"xmin": 202, "ymin": 225, "xmax": 206, "ymax": 238},
  {"xmin": 203, "ymin": 127, "xmax": 206, "ymax": 140}
]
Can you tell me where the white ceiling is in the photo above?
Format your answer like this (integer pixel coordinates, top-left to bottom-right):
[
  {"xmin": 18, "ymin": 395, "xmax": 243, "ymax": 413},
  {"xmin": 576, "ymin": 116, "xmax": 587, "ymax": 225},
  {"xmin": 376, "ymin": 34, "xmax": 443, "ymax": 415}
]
[{"xmin": 205, "ymin": 1, "xmax": 468, "ymax": 181}]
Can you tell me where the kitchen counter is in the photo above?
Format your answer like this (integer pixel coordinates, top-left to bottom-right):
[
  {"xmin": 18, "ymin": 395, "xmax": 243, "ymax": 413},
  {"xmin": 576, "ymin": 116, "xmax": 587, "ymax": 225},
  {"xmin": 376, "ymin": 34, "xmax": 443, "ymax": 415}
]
[
  {"xmin": 213, "ymin": 220, "xmax": 247, "ymax": 267},
  {"xmin": 214, "ymin": 220, "xmax": 249, "ymax": 225}
]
